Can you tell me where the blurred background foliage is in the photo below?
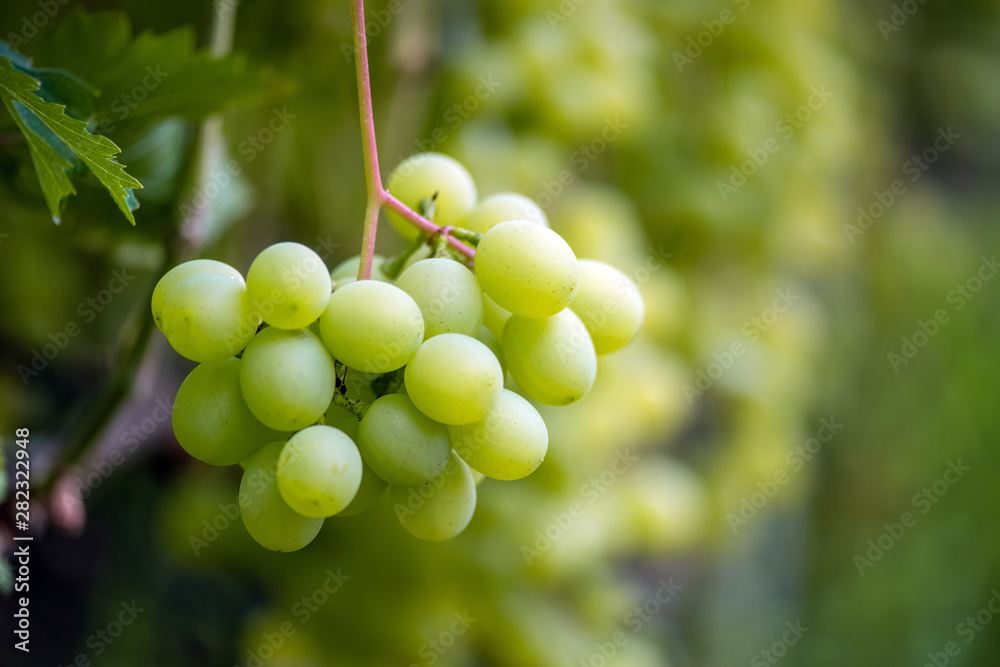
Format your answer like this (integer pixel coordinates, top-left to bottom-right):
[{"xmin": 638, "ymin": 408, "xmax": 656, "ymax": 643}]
[{"xmin": 0, "ymin": 0, "xmax": 998, "ymax": 665}]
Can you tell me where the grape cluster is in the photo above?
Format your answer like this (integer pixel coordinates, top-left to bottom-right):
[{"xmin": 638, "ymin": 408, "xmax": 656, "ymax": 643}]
[{"xmin": 154, "ymin": 152, "xmax": 644, "ymax": 552}]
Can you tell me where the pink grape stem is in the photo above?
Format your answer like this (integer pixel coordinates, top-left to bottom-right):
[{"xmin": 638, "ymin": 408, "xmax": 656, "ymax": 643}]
[{"xmin": 350, "ymin": 0, "xmax": 475, "ymax": 281}]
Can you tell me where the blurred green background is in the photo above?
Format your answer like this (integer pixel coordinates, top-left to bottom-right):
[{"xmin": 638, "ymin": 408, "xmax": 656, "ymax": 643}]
[{"xmin": 1, "ymin": 0, "xmax": 998, "ymax": 665}]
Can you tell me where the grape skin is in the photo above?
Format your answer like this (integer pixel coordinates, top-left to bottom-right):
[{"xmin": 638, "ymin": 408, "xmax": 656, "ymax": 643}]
[
  {"xmin": 330, "ymin": 254, "xmax": 392, "ymax": 283},
  {"xmin": 404, "ymin": 334, "xmax": 504, "ymax": 425},
  {"xmin": 161, "ymin": 273, "xmax": 260, "ymax": 362},
  {"xmin": 152, "ymin": 259, "xmax": 244, "ymax": 332},
  {"xmin": 570, "ymin": 259, "xmax": 645, "ymax": 354},
  {"xmin": 482, "ymin": 293, "xmax": 512, "ymax": 340},
  {"xmin": 320, "ymin": 281, "xmax": 424, "ymax": 373},
  {"xmin": 239, "ymin": 327, "xmax": 336, "ymax": 431},
  {"xmin": 474, "ymin": 220, "xmax": 580, "ymax": 319},
  {"xmin": 450, "ymin": 389, "xmax": 548, "ymax": 481},
  {"xmin": 357, "ymin": 394, "xmax": 451, "ymax": 487},
  {"xmin": 337, "ymin": 459, "xmax": 389, "ymax": 517},
  {"xmin": 391, "ymin": 451, "xmax": 476, "ymax": 542},
  {"xmin": 463, "ymin": 192, "xmax": 550, "ymax": 234},
  {"xmin": 239, "ymin": 442, "xmax": 324, "ymax": 552},
  {"xmin": 385, "ymin": 153, "xmax": 477, "ymax": 240},
  {"xmin": 395, "ymin": 258, "xmax": 485, "ymax": 338},
  {"xmin": 502, "ymin": 309, "xmax": 597, "ymax": 406},
  {"xmin": 172, "ymin": 358, "xmax": 286, "ymax": 466},
  {"xmin": 246, "ymin": 242, "xmax": 332, "ymax": 330},
  {"xmin": 277, "ymin": 425, "xmax": 363, "ymax": 518}
]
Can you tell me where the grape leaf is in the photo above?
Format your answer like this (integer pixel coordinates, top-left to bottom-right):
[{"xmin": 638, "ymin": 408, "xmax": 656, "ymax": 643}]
[
  {"xmin": 0, "ymin": 57, "xmax": 141, "ymax": 224},
  {"xmin": 38, "ymin": 10, "xmax": 296, "ymax": 141}
]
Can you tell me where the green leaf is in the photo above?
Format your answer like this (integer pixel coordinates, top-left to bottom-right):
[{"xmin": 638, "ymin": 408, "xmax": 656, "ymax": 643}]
[
  {"xmin": 38, "ymin": 10, "xmax": 296, "ymax": 140},
  {"xmin": 0, "ymin": 57, "xmax": 141, "ymax": 224}
]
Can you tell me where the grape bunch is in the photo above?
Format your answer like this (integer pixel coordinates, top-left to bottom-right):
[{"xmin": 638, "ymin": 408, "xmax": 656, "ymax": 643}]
[{"xmin": 153, "ymin": 152, "xmax": 645, "ymax": 552}]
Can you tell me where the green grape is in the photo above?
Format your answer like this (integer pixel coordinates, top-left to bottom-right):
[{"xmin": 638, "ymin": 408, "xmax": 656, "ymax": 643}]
[
  {"xmin": 319, "ymin": 281, "xmax": 424, "ymax": 373},
  {"xmin": 404, "ymin": 334, "xmax": 503, "ymax": 425},
  {"xmin": 324, "ymin": 402, "xmax": 360, "ymax": 440},
  {"xmin": 391, "ymin": 450, "xmax": 476, "ymax": 542},
  {"xmin": 357, "ymin": 394, "xmax": 450, "ymax": 486},
  {"xmin": 330, "ymin": 254, "xmax": 391, "ymax": 283},
  {"xmin": 152, "ymin": 259, "xmax": 244, "ymax": 332},
  {"xmin": 277, "ymin": 425, "xmax": 363, "ymax": 518},
  {"xmin": 337, "ymin": 459, "xmax": 388, "ymax": 517},
  {"xmin": 172, "ymin": 358, "xmax": 287, "ymax": 466},
  {"xmin": 239, "ymin": 442, "xmax": 323, "ymax": 552},
  {"xmin": 161, "ymin": 273, "xmax": 260, "ymax": 362},
  {"xmin": 239, "ymin": 327, "xmax": 336, "ymax": 431},
  {"xmin": 476, "ymin": 326, "xmax": 506, "ymax": 375},
  {"xmin": 395, "ymin": 258, "xmax": 484, "ymax": 338},
  {"xmin": 502, "ymin": 310, "xmax": 597, "ymax": 406},
  {"xmin": 449, "ymin": 389, "xmax": 548, "ymax": 481},
  {"xmin": 246, "ymin": 242, "xmax": 332, "ymax": 330},
  {"xmin": 482, "ymin": 293, "xmax": 512, "ymax": 340},
  {"xmin": 474, "ymin": 220, "xmax": 579, "ymax": 318},
  {"xmin": 569, "ymin": 259, "xmax": 645, "ymax": 354},
  {"xmin": 463, "ymin": 192, "xmax": 549, "ymax": 234},
  {"xmin": 386, "ymin": 153, "xmax": 477, "ymax": 240}
]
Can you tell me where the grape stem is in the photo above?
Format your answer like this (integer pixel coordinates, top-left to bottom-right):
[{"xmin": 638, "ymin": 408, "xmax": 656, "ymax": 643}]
[{"xmin": 350, "ymin": 0, "xmax": 475, "ymax": 281}]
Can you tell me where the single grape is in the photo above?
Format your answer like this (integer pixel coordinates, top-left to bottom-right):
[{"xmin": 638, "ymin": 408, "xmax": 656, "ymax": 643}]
[
  {"xmin": 474, "ymin": 220, "xmax": 579, "ymax": 318},
  {"xmin": 239, "ymin": 442, "xmax": 324, "ymax": 552},
  {"xmin": 391, "ymin": 451, "xmax": 476, "ymax": 542},
  {"xmin": 152, "ymin": 259, "xmax": 244, "ymax": 332},
  {"xmin": 482, "ymin": 293, "xmax": 512, "ymax": 340},
  {"xmin": 172, "ymin": 358, "xmax": 287, "ymax": 466},
  {"xmin": 319, "ymin": 281, "xmax": 424, "ymax": 373},
  {"xmin": 475, "ymin": 326, "xmax": 506, "ymax": 376},
  {"xmin": 330, "ymin": 254, "xmax": 392, "ymax": 283},
  {"xmin": 277, "ymin": 426, "xmax": 363, "ymax": 518},
  {"xmin": 463, "ymin": 192, "xmax": 549, "ymax": 234},
  {"xmin": 246, "ymin": 242, "xmax": 332, "ymax": 330},
  {"xmin": 570, "ymin": 259, "xmax": 644, "ymax": 354},
  {"xmin": 161, "ymin": 273, "xmax": 260, "ymax": 362},
  {"xmin": 404, "ymin": 334, "xmax": 503, "ymax": 425},
  {"xmin": 386, "ymin": 153, "xmax": 477, "ymax": 240},
  {"xmin": 239, "ymin": 327, "xmax": 336, "ymax": 431},
  {"xmin": 395, "ymin": 258, "xmax": 484, "ymax": 338},
  {"xmin": 357, "ymin": 394, "xmax": 450, "ymax": 486},
  {"xmin": 337, "ymin": 459, "xmax": 388, "ymax": 517},
  {"xmin": 502, "ymin": 309, "xmax": 597, "ymax": 406},
  {"xmin": 449, "ymin": 389, "xmax": 548, "ymax": 480}
]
